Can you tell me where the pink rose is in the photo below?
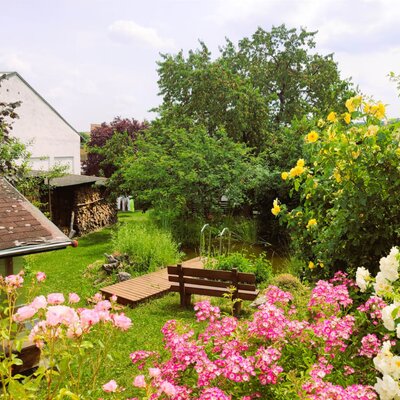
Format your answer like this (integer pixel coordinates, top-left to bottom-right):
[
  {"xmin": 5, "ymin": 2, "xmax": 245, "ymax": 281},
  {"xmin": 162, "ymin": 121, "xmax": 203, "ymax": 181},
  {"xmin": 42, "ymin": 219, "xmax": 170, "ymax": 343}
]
[
  {"xmin": 68, "ymin": 293, "xmax": 80, "ymax": 304},
  {"xmin": 31, "ymin": 295, "xmax": 47, "ymax": 310},
  {"xmin": 102, "ymin": 380, "xmax": 118, "ymax": 392},
  {"xmin": 111, "ymin": 313, "xmax": 132, "ymax": 331},
  {"xmin": 47, "ymin": 293, "xmax": 65, "ymax": 305},
  {"xmin": 95, "ymin": 300, "xmax": 111, "ymax": 311},
  {"xmin": 160, "ymin": 381, "xmax": 176, "ymax": 396},
  {"xmin": 93, "ymin": 293, "xmax": 103, "ymax": 303},
  {"xmin": 36, "ymin": 271, "xmax": 46, "ymax": 282},
  {"xmin": 5, "ymin": 274, "xmax": 24, "ymax": 289},
  {"xmin": 133, "ymin": 375, "xmax": 146, "ymax": 388},
  {"xmin": 13, "ymin": 305, "xmax": 37, "ymax": 322},
  {"xmin": 111, "ymin": 294, "xmax": 118, "ymax": 303},
  {"xmin": 46, "ymin": 305, "xmax": 79, "ymax": 326},
  {"xmin": 149, "ymin": 367, "xmax": 161, "ymax": 378},
  {"xmin": 79, "ymin": 309, "xmax": 100, "ymax": 330}
]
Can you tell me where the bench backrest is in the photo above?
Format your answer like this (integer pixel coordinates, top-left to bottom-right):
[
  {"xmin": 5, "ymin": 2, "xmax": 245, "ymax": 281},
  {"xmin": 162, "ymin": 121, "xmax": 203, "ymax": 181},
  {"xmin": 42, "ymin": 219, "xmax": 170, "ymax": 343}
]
[{"xmin": 167, "ymin": 265, "xmax": 256, "ymax": 292}]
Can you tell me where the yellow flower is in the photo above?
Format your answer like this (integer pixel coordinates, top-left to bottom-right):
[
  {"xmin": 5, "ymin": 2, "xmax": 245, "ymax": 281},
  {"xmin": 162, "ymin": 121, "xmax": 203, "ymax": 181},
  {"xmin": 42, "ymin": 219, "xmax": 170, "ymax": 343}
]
[
  {"xmin": 343, "ymin": 113, "xmax": 351, "ymax": 124},
  {"xmin": 318, "ymin": 262, "xmax": 324, "ymax": 268},
  {"xmin": 289, "ymin": 165, "xmax": 304, "ymax": 178},
  {"xmin": 306, "ymin": 193, "xmax": 311, "ymax": 199},
  {"xmin": 365, "ymin": 102, "xmax": 386, "ymax": 119},
  {"xmin": 333, "ymin": 169, "xmax": 341, "ymax": 183},
  {"xmin": 317, "ymin": 119, "xmax": 325, "ymax": 128},
  {"xmin": 281, "ymin": 171, "xmax": 289, "ymax": 180},
  {"xmin": 308, "ymin": 261, "xmax": 315, "ymax": 270},
  {"xmin": 306, "ymin": 219, "xmax": 317, "ymax": 228},
  {"xmin": 297, "ymin": 159, "xmax": 305, "ymax": 167},
  {"xmin": 327, "ymin": 111, "xmax": 337, "ymax": 123},
  {"xmin": 345, "ymin": 98, "xmax": 355, "ymax": 113},
  {"xmin": 271, "ymin": 198, "xmax": 281, "ymax": 216},
  {"xmin": 352, "ymin": 150, "xmax": 360, "ymax": 159},
  {"xmin": 306, "ymin": 130, "xmax": 319, "ymax": 143},
  {"xmin": 295, "ymin": 211, "xmax": 303, "ymax": 217},
  {"xmin": 365, "ymin": 125, "xmax": 379, "ymax": 137}
]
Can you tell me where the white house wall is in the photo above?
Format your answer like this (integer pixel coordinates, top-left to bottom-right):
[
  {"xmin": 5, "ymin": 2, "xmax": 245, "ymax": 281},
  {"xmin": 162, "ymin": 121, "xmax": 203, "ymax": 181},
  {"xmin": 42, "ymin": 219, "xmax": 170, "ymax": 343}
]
[{"xmin": 0, "ymin": 73, "xmax": 81, "ymax": 174}]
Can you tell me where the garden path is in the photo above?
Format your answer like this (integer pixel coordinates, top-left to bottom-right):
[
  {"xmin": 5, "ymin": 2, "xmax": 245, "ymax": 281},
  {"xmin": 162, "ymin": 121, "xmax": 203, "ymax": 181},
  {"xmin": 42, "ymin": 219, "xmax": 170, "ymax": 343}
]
[{"xmin": 100, "ymin": 257, "xmax": 204, "ymax": 306}]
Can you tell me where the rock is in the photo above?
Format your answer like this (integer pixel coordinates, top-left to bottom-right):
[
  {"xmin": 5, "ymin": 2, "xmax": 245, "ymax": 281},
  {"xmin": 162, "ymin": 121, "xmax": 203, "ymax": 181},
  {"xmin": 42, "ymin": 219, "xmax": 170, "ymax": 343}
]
[
  {"xmin": 102, "ymin": 263, "xmax": 119, "ymax": 274},
  {"xmin": 250, "ymin": 295, "xmax": 266, "ymax": 308},
  {"xmin": 94, "ymin": 278, "xmax": 106, "ymax": 285},
  {"xmin": 104, "ymin": 253, "xmax": 118, "ymax": 264},
  {"xmin": 117, "ymin": 272, "xmax": 131, "ymax": 282}
]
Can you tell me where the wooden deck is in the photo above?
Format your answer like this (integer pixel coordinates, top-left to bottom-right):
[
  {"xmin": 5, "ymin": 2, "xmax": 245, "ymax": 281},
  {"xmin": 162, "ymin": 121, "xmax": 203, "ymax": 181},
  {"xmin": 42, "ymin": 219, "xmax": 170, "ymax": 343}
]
[{"xmin": 100, "ymin": 257, "xmax": 204, "ymax": 306}]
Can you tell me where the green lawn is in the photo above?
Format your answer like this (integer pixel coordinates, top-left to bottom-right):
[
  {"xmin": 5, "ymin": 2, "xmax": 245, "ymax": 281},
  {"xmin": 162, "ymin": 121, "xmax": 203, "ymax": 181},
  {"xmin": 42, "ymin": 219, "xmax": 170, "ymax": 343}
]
[{"xmin": 26, "ymin": 211, "xmax": 198, "ymax": 396}]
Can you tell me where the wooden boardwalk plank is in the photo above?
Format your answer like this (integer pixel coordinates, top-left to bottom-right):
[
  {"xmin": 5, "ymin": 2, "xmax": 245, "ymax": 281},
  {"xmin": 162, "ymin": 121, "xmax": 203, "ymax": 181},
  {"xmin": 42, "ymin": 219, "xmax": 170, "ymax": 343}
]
[{"xmin": 100, "ymin": 257, "xmax": 204, "ymax": 306}]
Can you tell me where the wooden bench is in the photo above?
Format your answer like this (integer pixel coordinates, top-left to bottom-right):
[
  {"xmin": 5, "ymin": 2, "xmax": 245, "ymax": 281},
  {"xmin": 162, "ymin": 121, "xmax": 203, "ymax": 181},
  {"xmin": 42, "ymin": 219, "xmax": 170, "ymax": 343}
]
[{"xmin": 168, "ymin": 264, "xmax": 259, "ymax": 315}]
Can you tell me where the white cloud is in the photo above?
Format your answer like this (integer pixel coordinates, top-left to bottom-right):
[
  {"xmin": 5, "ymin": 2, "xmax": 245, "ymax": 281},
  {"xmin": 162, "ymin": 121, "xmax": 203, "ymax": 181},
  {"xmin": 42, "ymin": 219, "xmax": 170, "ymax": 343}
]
[
  {"xmin": 0, "ymin": 53, "xmax": 32, "ymax": 74},
  {"xmin": 108, "ymin": 20, "xmax": 175, "ymax": 49}
]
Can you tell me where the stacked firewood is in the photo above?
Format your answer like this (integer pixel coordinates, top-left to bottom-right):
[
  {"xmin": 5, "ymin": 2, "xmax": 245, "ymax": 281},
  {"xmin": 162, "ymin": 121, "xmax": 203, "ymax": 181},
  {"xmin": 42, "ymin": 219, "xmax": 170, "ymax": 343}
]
[{"xmin": 73, "ymin": 186, "xmax": 117, "ymax": 235}]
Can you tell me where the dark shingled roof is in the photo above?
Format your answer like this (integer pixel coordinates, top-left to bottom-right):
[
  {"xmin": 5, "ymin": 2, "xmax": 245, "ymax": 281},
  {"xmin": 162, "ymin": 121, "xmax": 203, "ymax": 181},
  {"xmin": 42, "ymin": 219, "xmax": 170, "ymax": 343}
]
[{"xmin": 0, "ymin": 177, "xmax": 72, "ymax": 258}]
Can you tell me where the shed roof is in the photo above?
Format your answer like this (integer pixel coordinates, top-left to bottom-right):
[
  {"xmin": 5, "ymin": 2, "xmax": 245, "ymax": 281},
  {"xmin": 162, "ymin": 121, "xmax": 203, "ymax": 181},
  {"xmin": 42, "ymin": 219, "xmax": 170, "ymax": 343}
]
[
  {"xmin": 0, "ymin": 177, "xmax": 72, "ymax": 258},
  {"xmin": 49, "ymin": 174, "xmax": 107, "ymax": 188}
]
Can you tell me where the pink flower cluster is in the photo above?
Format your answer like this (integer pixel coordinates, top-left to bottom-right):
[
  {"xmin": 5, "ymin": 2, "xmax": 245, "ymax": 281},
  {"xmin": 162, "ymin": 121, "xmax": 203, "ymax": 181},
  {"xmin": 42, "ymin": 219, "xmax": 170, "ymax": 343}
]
[
  {"xmin": 359, "ymin": 334, "xmax": 381, "ymax": 358},
  {"xmin": 312, "ymin": 315, "xmax": 355, "ymax": 352},
  {"xmin": 194, "ymin": 300, "xmax": 221, "ymax": 322},
  {"xmin": 263, "ymin": 285, "xmax": 293, "ymax": 306},
  {"xmin": 308, "ymin": 280, "xmax": 353, "ymax": 318},
  {"xmin": 12, "ymin": 291, "xmax": 133, "ymax": 347},
  {"xmin": 357, "ymin": 296, "xmax": 387, "ymax": 324}
]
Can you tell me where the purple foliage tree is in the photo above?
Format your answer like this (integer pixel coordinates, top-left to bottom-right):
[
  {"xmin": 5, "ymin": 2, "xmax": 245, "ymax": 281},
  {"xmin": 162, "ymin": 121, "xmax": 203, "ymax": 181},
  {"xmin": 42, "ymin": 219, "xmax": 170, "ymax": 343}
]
[{"xmin": 83, "ymin": 117, "xmax": 147, "ymax": 177}]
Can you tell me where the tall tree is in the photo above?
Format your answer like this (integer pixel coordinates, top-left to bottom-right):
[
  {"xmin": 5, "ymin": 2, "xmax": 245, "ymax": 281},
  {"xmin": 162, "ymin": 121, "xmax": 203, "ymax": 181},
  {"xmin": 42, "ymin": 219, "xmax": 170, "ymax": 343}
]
[
  {"xmin": 156, "ymin": 25, "xmax": 354, "ymax": 151},
  {"xmin": 84, "ymin": 117, "xmax": 147, "ymax": 177}
]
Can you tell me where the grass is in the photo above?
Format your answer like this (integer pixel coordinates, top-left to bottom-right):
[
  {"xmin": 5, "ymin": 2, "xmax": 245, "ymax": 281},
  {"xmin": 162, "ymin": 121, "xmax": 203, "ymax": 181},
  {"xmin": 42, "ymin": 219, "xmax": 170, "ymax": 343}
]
[{"xmin": 25, "ymin": 212, "xmax": 200, "ymax": 396}]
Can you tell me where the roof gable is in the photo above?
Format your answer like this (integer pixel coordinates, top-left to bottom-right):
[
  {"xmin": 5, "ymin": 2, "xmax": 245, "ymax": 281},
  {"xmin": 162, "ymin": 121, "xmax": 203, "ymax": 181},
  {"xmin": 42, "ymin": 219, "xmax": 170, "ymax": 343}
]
[
  {"xmin": 0, "ymin": 177, "xmax": 72, "ymax": 257},
  {"xmin": 0, "ymin": 72, "xmax": 82, "ymax": 139}
]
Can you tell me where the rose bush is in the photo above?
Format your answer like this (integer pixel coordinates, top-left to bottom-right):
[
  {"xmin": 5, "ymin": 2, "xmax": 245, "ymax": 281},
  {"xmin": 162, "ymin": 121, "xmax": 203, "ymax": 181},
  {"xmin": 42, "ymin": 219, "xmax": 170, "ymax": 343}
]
[
  {"xmin": 0, "ymin": 272, "xmax": 132, "ymax": 399},
  {"xmin": 273, "ymin": 96, "xmax": 400, "ymax": 278},
  {"xmin": 119, "ymin": 253, "xmax": 400, "ymax": 399}
]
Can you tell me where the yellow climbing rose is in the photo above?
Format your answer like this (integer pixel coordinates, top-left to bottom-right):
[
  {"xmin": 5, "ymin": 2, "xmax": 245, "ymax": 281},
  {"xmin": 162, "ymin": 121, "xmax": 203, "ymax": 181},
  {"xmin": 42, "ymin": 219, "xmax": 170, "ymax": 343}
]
[
  {"xmin": 327, "ymin": 111, "xmax": 337, "ymax": 123},
  {"xmin": 297, "ymin": 159, "xmax": 305, "ymax": 167},
  {"xmin": 307, "ymin": 218, "xmax": 317, "ymax": 228},
  {"xmin": 343, "ymin": 113, "xmax": 351, "ymax": 124},
  {"xmin": 271, "ymin": 198, "xmax": 281, "ymax": 216},
  {"xmin": 308, "ymin": 261, "xmax": 315, "ymax": 270},
  {"xmin": 281, "ymin": 171, "xmax": 289, "ymax": 180},
  {"xmin": 365, "ymin": 125, "xmax": 379, "ymax": 137},
  {"xmin": 306, "ymin": 130, "xmax": 319, "ymax": 143}
]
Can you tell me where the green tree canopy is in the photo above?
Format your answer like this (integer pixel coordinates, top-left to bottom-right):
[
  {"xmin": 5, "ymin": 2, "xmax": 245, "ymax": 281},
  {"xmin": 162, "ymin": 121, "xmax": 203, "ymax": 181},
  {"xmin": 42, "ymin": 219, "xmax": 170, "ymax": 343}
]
[
  {"xmin": 155, "ymin": 25, "xmax": 354, "ymax": 151},
  {"xmin": 121, "ymin": 120, "xmax": 257, "ymax": 219}
]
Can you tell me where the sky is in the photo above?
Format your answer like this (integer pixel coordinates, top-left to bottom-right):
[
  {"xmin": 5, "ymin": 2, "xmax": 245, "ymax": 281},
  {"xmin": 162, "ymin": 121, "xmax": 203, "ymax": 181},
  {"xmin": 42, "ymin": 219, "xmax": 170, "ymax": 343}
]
[{"xmin": 1, "ymin": 0, "xmax": 399, "ymax": 131}]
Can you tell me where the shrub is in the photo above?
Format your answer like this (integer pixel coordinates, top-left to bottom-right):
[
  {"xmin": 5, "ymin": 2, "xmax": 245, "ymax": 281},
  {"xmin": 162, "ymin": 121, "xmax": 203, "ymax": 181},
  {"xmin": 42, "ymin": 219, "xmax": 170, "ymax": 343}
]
[
  {"xmin": 274, "ymin": 96, "xmax": 400, "ymax": 278},
  {"xmin": 112, "ymin": 222, "xmax": 182, "ymax": 273},
  {"xmin": 0, "ymin": 272, "xmax": 132, "ymax": 399},
  {"xmin": 208, "ymin": 252, "xmax": 272, "ymax": 284},
  {"xmin": 270, "ymin": 273, "xmax": 306, "ymax": 293}
]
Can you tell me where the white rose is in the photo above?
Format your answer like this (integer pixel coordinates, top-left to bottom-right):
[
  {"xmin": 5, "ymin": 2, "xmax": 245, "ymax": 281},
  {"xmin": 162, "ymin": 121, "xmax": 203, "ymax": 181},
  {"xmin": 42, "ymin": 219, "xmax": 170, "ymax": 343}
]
[
  {"xmin": 374, "ymin": 375, "xmax": 400, "ymax": 400},
  {"xmin": 379, "ymin": 248, "xmax": 400, "ymax": 282},
  {"xmin": 356, "ymin": 267, "xmax": 370, "ymax": 292},
  {"xmin": 382, "ymin": 304, "xmax": 399, "ymax": 331},
  {"xmin": 374, "ymin": 272, "xmax": 394, "ymax": 296}
]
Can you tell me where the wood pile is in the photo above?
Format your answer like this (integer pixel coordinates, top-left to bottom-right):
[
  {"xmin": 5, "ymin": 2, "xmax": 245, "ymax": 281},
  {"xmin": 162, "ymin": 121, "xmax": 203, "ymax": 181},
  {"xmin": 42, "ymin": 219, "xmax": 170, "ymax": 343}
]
[{"xmin": 73, "ymin": 186, "xmax": 117, "ymax": 235}]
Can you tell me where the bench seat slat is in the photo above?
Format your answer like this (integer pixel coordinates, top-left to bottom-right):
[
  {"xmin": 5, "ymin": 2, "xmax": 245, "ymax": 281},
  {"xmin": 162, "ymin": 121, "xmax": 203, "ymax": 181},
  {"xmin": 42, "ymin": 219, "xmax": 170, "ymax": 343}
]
[
  {"xmin": 170, "ymin": 283, "xmax": 259, "ymax": 301},
  {"xmin": 168, "ymin": 275, "xmax": 256, "ymax": 292},
  {"xmin": 167, "ymin": 266, "xmax": 256, "ymax": 284}
]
